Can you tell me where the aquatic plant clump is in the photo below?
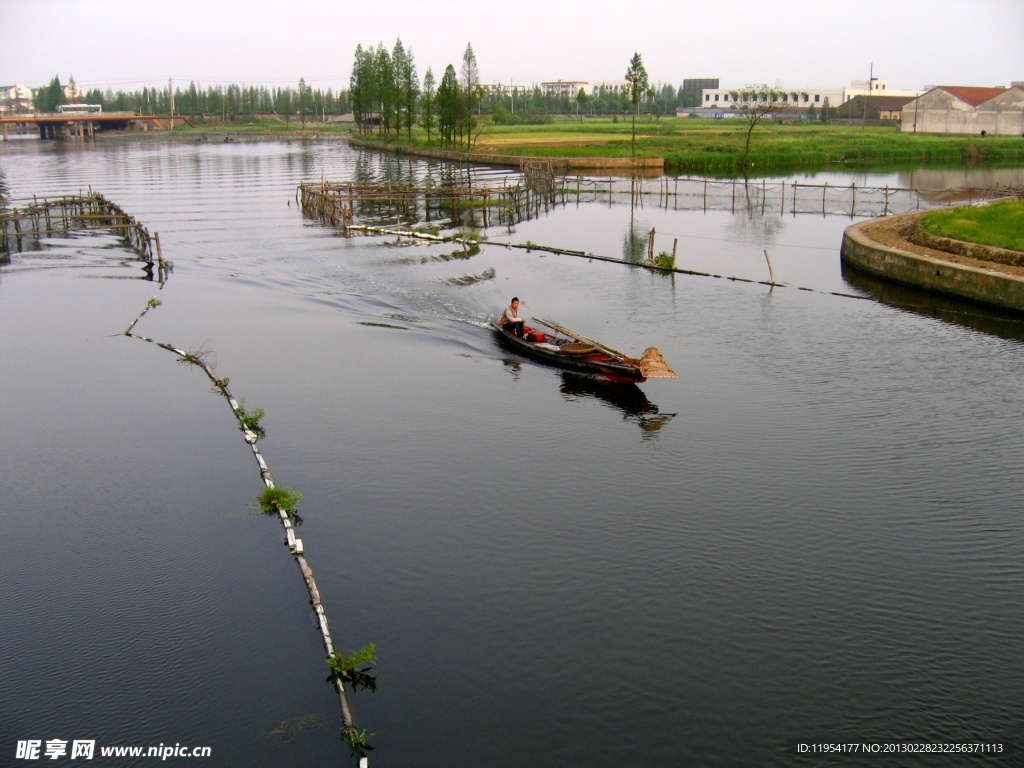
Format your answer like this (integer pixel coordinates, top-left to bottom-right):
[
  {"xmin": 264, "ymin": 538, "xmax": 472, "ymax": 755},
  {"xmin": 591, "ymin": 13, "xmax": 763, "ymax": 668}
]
[
  {"xmin": 342, "ymin": 726, "xmax": 374, "ymax": 759},
  {"xmin": 257, "ymin": 485, "xmax": 301, "ymax": 515},
  {"xmin": 234, "ymin": 398, "xmax": 266, "ymax": 439},
  {"xmin": 326, "ymin": 643, "xmax": 377, "ymax": 686}
]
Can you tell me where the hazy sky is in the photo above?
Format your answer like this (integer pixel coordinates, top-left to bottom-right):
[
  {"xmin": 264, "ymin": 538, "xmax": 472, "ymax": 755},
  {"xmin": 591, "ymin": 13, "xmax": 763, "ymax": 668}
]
[{"xmin": 3, "ymin": 0, "xmax": 1021, "ymax": 93}]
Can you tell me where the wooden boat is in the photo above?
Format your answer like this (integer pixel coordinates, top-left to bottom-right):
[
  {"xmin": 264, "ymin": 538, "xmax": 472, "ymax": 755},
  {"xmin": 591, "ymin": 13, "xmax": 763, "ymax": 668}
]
[{"xmin": 492, "ymin": 315, "xmax": 678, "ymax": 384}]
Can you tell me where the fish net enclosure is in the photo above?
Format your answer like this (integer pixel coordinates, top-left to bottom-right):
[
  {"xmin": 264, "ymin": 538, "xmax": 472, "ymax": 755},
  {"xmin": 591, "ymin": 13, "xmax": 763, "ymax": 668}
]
[
  {"xmin": 570, "ymin": 176, "xmax": 1021, "ymax": 218},
  {"xmin": 521, "ymin": 158, "xmax": 561, "ymax": 193}
]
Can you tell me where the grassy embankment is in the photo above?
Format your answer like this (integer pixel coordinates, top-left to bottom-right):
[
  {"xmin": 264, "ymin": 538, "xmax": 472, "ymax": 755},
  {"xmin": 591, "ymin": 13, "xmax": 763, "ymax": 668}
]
[
  {"xmin": 384, "ymin": 116, "xmax": 1024, "ymax": 174},
  {"xmin": 172, "ymin": 117, "xmax": 352, "ymax": 134},
  {"xmin": 919, "ymin": 199, "xmax": 1024, "ymax": 252}
]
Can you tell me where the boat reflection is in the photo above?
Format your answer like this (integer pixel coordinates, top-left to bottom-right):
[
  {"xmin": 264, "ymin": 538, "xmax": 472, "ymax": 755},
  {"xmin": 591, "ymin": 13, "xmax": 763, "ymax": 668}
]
[
  {"xmin": 501, "ymin": 358, "xmax": 524, "ymax": 381},
  {"xmin": 558, "ymin": 372, "xmax": 677, "ymax": 435},
  {"xmin": 841, "ymin": 263, "xmax": 1024, "ymax": 343}
]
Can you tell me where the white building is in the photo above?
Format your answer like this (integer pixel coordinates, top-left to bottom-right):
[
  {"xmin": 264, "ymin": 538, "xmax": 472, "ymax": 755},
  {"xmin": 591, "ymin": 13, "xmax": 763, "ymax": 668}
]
[
  {"xmin": 480, "ymin": 82, "xmax": 529, "ymax": 97},
  {"xmin": 540, "ymin": 80, "xmax": 589, "ymax": 99},
  {"xmin": 0, "ymin": 84, "xmax": 34, "ymax": 114},
  {"xmin": 590, "ymin": 80, "xmax": 629, "ymax": 98},
  {"xmin": 700, "ymin": 78, "xmax": 922, "ymax": 110},
  {"xmin": 64, "ymin": 80, "xmax": 84, "ymax": 102}
]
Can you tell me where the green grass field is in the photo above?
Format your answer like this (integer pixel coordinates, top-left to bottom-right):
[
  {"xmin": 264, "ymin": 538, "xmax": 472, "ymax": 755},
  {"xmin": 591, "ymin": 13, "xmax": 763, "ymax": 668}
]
[
  {"xmin": 410, "ymin": 116, "xmax": 1024, "ymax": 174},
  {"xmin": 176, "ymin": 114, "xmax": 1024, "ymax": 175},
  {"xmin": 919, "ymin": 199, "xmax": 1024, "ymax": 252}
]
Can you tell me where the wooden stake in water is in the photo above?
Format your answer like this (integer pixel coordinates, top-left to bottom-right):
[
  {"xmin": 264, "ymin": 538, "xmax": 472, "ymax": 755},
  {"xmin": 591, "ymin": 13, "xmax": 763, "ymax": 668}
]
[{"xmin": 764, "ymin": 249, "xmax": 776, "ymax": 286}]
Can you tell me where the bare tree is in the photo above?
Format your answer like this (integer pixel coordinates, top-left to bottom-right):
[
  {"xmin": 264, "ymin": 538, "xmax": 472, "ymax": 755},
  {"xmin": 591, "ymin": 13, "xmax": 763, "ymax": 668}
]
[{"xmin": 728, "ymin": 84, "xmax": 789, "ymax": 168}]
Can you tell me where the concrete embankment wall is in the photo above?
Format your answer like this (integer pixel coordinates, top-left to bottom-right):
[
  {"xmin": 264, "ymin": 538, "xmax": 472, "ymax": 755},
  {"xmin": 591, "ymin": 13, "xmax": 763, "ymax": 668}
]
[
  {"xmin": 347, "ymin": 136, "xmax": 664, "ymax": 172},
  {"xmin": 841, "ymin": 213, "xmax": 1024, "ymax": 315}
]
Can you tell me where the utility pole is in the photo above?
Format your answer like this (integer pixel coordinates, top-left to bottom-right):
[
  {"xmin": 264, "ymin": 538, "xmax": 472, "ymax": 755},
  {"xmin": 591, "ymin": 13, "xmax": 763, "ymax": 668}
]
[
  {"xmin": 862, "ymin": 63, "xmax": 871, "ymax": 126},
  {"xmin": 169, "ymin": 77, "xmax": 175, "ymax": 130}
]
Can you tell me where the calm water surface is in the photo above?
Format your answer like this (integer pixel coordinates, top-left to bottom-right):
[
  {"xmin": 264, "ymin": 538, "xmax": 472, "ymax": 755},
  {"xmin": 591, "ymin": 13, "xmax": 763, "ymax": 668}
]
[{"xmin": 1, "ymin": 138, "xmax": 1022, "ymax": 767}]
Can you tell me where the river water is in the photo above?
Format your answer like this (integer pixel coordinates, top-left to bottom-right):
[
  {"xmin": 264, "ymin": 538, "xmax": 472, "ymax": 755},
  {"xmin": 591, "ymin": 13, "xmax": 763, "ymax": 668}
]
[{"xmin": 1, "ymin": 138, "xmax": 1022, "ymax": 767}]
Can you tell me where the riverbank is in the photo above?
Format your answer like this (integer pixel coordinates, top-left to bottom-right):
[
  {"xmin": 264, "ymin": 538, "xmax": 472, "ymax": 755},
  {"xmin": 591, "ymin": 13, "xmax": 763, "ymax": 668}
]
[
  {"xmin": 348, "ymin": 135, "xmax": 664, "ymax": 173},
  {"xmin": 841, "ymin": 200, "xmax": 1024, "ymax": 314}
]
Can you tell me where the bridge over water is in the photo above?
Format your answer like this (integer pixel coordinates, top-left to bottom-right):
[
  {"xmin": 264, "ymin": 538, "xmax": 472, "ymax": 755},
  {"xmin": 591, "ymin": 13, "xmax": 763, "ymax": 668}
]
[{"xmin": 0, "ymin": 113, "xmax": 193, "ymax": 140}]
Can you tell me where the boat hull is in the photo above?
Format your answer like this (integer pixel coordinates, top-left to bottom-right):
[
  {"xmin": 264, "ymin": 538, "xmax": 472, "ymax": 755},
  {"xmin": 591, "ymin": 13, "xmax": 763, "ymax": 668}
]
[{"xmin": 492, "ymin": 321, "xmax": 646, "ymax": 383}]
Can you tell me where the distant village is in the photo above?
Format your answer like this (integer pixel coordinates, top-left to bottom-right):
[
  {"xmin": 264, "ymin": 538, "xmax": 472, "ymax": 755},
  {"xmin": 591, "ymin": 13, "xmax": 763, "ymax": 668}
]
[{"xmin": 3, "ymin": 73, "xmax": 1023, "ymax": 136}]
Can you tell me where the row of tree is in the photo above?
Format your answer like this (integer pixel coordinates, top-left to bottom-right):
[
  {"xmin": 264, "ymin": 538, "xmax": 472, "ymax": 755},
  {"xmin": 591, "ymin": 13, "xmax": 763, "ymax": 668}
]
[
  {"xmin": 32, "ymin": 75, "xmax": 351, "ymax": 121},
  {"xmin": 350, "ymin": 40, "xmax": 486, "ymax": 149},
  {"xmin": 31, "ymin": 50, "xmax": 684, "ymax": 130},
  {"xmin": 349, "ymin": 42, "xmax": 659, "ymax": 151}
]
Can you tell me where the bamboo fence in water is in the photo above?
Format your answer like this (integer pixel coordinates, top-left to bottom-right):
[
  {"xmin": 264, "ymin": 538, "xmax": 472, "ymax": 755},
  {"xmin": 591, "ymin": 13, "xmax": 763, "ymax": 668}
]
[
  {"xmin": 1, "ymin": 191, "xmax": 159, "ymax": 262},
  {"xmin": 298, "ymin": 176, "xmax": 1023, "ymax": 233}
]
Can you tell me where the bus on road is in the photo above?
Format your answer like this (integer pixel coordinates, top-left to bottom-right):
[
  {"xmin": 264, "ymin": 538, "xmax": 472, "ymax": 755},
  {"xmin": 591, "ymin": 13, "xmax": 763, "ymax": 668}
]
[{"xmin": 56, "ymin": 104, "xmax": 102, "ymax": 114}]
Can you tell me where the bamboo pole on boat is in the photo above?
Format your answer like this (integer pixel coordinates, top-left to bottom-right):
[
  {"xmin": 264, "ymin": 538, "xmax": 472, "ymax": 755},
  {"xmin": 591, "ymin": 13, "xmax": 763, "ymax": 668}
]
[
  {"xmin": 531, "ymin": 316, "xmax": 678, "ymax": 379},
  {"xmin": 531, "ymin": 316, "xmax": 633, "ymax": 362}
]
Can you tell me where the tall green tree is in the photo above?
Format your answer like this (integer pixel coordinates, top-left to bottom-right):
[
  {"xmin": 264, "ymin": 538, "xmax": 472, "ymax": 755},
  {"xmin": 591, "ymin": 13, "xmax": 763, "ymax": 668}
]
[
  {"xmin": 350, "ymin": 44, "xmax": 369, "ymax": 133},
  {"xmin": 460, "ymin": 43, "xmax": 480, "ymax": 148},
  {"xmin": 624, "ymin": 52, "xmax": 650, "ymax": 158},
  {"xmin": 421, "ymin": 68, "xmax": 436, "ymax": 142},
  {"xmin": 819, "ymin": 96, "xmax": 834, "ymax": 124},
  {"xmin": 437, "ymin": 64, "xmax": 459, "ymax": 148},
  {"xmin": 297, "ymin": 77, "xmax": 309, "ymax": 128},
  {"xmin": 391, "ymin": 39, "xmax": 408, "ymax": 137},
  {"xmin": 35, "ymin": 75, "xmax": 65, "ymax": 113},
  {"xmin": 374, "ymin": 43, "xmax": 395, "ymax": 137},
  {"xmin": 403, "ymin": 46, "xmax": 419, "ymax": 139},
  {"xmin": 576, "ymin": 87, "xmax": 588, "ymax": 121},
  {"xmin": 392, "ymin": 39, "xmax": 418, "ymax": 140}
]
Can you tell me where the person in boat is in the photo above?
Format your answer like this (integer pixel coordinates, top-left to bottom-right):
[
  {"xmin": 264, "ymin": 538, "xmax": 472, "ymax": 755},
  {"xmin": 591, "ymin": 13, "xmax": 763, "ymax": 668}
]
[{"xmin": 499, "ymin": 297, "xmax": 525, "ymax": 338}]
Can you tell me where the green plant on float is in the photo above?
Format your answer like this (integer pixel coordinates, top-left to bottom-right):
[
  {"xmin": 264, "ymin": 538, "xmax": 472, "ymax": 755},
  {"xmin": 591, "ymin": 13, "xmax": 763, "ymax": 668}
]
[
  {"xmin": 327, "ymin": 643, "xmax": 378, "ymax": 694},
  {"xmin": 257, "ymin": 485, "xmax": 301, "ymax": 516},
  {"xmin": 449, "ymin": 244, "xmax": 482, "ymax": 258},
  {"xmin": 179, "ymin": 343, "xmax": 214, "ymax": 367},
  {"xmin": 326, "ymin": 644, "xmax": 376, "ymax": 678},
  {"xmin": 234, "ymin": 397, "xmax": 266, "ymax": 439},
  {"xmin": 341, "ymin": 726, "xmax": 374, "ymax": 759},
  {"xmin": 653, "ymin": 251, "xmax": 674, "ymax": 270}
]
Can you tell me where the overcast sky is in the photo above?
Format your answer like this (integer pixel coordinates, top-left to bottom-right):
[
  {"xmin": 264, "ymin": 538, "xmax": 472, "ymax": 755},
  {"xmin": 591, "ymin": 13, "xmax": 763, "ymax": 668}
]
[{"xmin": 3, "ymin": 0, "xmax": 1021, "ymax": 93}]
